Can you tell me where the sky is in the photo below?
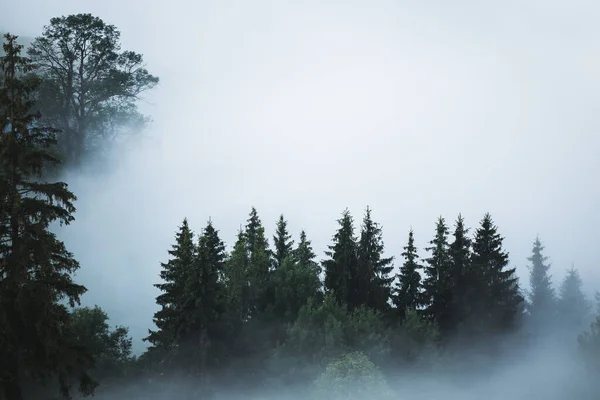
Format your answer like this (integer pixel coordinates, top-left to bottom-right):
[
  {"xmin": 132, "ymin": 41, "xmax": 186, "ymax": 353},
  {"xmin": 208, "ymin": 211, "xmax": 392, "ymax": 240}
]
[{"xmin": 2, "ymin": 0, "xmax": 600, "ymax": 353}]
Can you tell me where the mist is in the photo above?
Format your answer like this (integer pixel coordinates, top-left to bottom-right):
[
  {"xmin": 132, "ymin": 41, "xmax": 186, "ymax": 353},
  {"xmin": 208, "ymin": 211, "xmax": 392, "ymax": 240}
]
[{"xmin": 2, "ymin": 0, "xmax": 600, "ymax": 398}]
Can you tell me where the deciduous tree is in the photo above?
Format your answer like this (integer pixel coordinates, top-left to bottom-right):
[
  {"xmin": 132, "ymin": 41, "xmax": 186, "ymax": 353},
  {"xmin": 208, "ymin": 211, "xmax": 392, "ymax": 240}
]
[{"xmin": 28, "ymin": 13, "xmax": 159, "ymax": 166}]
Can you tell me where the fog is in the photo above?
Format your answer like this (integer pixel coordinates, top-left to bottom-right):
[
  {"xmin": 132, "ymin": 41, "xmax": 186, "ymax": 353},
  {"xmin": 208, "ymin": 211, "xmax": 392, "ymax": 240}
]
[
  {"xmin": 86, "ymin": 331, "xmax": 593, "ymax": 400},
  {"xmin": 2, "ymin": 0, "xmax": 600, "ymax": 398}
]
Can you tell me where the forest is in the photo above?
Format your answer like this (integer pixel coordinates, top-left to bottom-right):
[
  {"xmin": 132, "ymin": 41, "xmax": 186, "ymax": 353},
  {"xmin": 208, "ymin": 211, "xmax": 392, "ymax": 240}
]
[{"xmin": 1, "ymin": 12, "xmax": 600, "ymax": 400}]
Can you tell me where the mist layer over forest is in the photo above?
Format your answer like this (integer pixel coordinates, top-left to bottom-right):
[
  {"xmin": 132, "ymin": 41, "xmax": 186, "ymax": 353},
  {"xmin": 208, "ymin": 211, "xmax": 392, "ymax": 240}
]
[{"xmin": 1, "ymin": 1, "xmax": 600, "ymax": 399}]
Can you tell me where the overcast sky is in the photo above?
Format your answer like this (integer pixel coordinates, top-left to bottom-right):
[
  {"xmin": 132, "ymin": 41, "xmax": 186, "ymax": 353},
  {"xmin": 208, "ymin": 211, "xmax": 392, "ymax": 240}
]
[{"xmin": 2, "ymin": 0, "xmax": 600, "ymax": 353}]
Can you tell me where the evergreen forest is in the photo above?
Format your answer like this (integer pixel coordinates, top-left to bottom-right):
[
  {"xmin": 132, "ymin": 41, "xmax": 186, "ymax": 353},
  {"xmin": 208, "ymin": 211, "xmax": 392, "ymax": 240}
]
[{"xmin": 1, "ymin": 13, "xmax": 600, "ymax": 400}]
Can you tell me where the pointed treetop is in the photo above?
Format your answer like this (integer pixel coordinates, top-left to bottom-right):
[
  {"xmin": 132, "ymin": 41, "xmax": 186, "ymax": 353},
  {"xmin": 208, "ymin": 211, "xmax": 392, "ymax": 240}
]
[
  {"xmin": 295, "ymin": 229, "xmax": 318, "ymax": 271},
  {"xmin": 273, "ymin": 214, "xmax": 294, "ymax": 269},
  {"xmin": 527, "ymin": 235, "xmax": 556, "ymax": 321},
  {"xmin": 395, "ymin": 227, "xmax": 423, "ymax": 315}
]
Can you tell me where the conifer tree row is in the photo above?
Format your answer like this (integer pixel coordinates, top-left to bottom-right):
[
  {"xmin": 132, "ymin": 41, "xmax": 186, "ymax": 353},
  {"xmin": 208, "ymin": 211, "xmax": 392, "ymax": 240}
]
[
  {"xmin": 3, "ymin": 26, "xmax": 600, "ymax": 399},
  {"xmin": 141, "ymin": 205, "xmax": 594, "ymax": 391}
]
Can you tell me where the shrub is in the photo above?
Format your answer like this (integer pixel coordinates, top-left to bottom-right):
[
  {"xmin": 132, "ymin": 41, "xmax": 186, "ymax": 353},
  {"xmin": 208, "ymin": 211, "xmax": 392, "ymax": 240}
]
[{"xmin": 312, "ymin": 351, "xmax": 393, "ymax": 400}]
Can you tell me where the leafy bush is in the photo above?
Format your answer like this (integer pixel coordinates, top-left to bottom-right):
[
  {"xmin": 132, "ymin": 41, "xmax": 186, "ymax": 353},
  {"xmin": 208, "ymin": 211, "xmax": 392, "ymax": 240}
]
[
  {"xmin": 312, "ymin": 351, "xmax": 393, "ymax": 400},
  {"xmin": 389, "ymin": 308, "xmax": 440, "ymax": 368},
  {"xmin": 269, "ymin": 294, "xmax": 390, "ymax": 384}
]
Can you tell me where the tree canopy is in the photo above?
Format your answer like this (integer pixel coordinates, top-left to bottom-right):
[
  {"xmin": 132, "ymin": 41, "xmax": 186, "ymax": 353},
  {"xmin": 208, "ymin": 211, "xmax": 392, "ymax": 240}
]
[{"xmin": 27, "ymin": 13, "xmax": 159, "ymax": 167}]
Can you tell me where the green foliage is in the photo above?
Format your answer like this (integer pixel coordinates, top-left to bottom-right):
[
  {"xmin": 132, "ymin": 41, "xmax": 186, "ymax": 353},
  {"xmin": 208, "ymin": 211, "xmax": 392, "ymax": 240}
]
[
  {"xmin": 294, "ymin": 230, "xmax": 320, "ymax": 273},
  {"xmin": 356, "ymin": 206, "xmax": 394, "ymax": 313},
  {"xmin": 273, "ymin": 214, "xmax": 294, "ymax": 269},
  {"xmin": 559, "ymin": 266, "xmax": 590, "ymax": 330},
  {"xmin": 276, "ymin": 294, "xmax": 389, "ymax": 376},
  {"xmin": 527, "ymin": 236, "xmax": 556, "ymax": 325},
  {"xmin": 177, "ymin": 220, "xmax": 228, "ymax": 374},
  {"xmin": 394, "ymin": 228, "xmax": 423, "ymax": 319},
  {"xmin": 312, "ymin": 351, "xmax": 392, "ymax": 400},
  {"xmin": 578, "ymin": 313, "xmax": 600, "ymax": 374},
  {"xmin": 470, "ymin": 213, "xmax": 523, "ymax": 335},
  {"xmin": 389, "ymin": 308, "xmax": 440, "ymax": 367},
  {"xmin": 68, "ymin": 306, "xmax": 133, "ymax": 383},
  {"xmin": 422, "ymin": 217, "xmax": 452, "ymax": 329},
  {"xmin": 7, "ymin": 16, "xmax": 594, "ymax": 398},
  {"xmin": 323, "ymin": 209, "xmax": 358, "ymax": 309},
  {"xmin": 0, "ymin": 34, "xmax": 33, "ymax": 56},
  {"xmin": 223, "ymin": 229, "xmax": 250, "ymax": 323},
  {"xmin": 27, "ymin": 13, "xmax": 159, "ymax": 166},
  {"xmin": 144, "ymin": 218, "xmax": 196, "ymax": 352},
  {"xmin": 263, "ymin": 229, "xmax": 323, "ymax": 363},
  {"xmin": 269, "ymin": 255, "xmax": 322, "ymax": 323},
  {"xmin": 0, "ymin": 33, "xmax": 96, "ymax": 399},
  {"xmin": 245, "ymin": 207, "xmax": 272, "ymax": 317},
  {"xmin": 446, "ymin": 214, "xmax": 473, "ymax": 335}
]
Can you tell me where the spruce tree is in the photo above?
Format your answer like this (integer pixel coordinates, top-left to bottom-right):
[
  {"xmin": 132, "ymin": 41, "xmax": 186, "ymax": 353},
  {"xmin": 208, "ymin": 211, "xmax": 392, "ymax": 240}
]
[
  {"xmin": 356, "ymin": 206, "xmax": 394, "ymax": 313},
  {"xmin": 294, "ymin": 229, "xmax": 322, "ymax": 298},
  {"xmin": 447, "ymin": 214, "xmax": 473, "ymax": 335},
  {"xmin": 144, "ymin": 218, "xmax": 196, "ymax": 352},
  {"xmin": 527, "ymin": 236, "xmax": 556, "ymax": 326},
  {"xmin": 471, "ymin": 213, "xmax": 523, "ymax": 334},
  {"xmin": 273, "ymin": 214, "xmax": 294, "ymax": 269},
  {"xmin": 266, "ymin": 229, "xmax": 323, "ymax": 347},
  {"xmin": 0, "ymin": 34, "xmax": 95, "ymax": 400},
  {"xmin": 224, "ymin": 229, "xmax": 250, "ymax": 323},
  {"xmin": 422, "ymin": 217, "xmax": 451, "ymax": 330},
  {"xmin": 394, "ymin": 229, "xmax": 422, "ymax": 319},
  {"xmin": 244, "ymin": 207, "xmax": 271, "ymax": 316},
  {"xmin": 178, "ymin": 219, "xmax": 227, "ymax": 374},
  {"xmin": 294, "ymin": 230, "xmax": 320, "ymax": 274},
  {"xmin": 558, "ymin": 265, "xmax": 589, "ymax": 330},
  {"xmin": 323, "ymin": 209, "xmax": 358, "ymax": 309}
]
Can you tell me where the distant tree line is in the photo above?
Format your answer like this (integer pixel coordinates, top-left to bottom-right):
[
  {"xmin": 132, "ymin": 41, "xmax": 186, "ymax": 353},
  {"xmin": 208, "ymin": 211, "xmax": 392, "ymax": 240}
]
[
  {"xmin": 136, "ymin": 208, "xmax": 594, "ymax": 392},
  {"xmin": 1, "ymin": 27, "xmax": 600, "ymax": 400}
]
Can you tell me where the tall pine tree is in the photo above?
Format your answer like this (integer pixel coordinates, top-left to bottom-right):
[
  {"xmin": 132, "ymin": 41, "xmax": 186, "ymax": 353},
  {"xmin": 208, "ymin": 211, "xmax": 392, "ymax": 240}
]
[
  {"xmin": 0, "ymin": 34, "xmax": 95, "ymax": 400},
  {"xmin": 244, "ymin": 207, "xmax": 271, "ymax": 317},
  {"xmin": 527, "ymin": 236, "xmax": 556, "ymax": 327},
  {"xmin": 356, "ymin": 206, "xmax": 394, "ymax": 313},
  {"xmin": 269, "ymin": 255, "xmax": 322, "ymax": 323},
  {"xmin": 422, "ymin": 217, "xmax": 451, "ymax": 330},
  {"xmin": 272, "ymin": 214, "xmax": 294, "ymax": 269},
  {"xmin": 447, "ymin": 214, "xmax": 473, "ymax": 336},
  {"xmin": 471, "ymin": 213, "xmax": 523, "ymax": 335},
  {"xmin": 294, "ymin": 230, "xmax": 320, "ymax": 275},
  {"xmin": 224, "ymin": 229, "xmax": 250, "ymax": 323},
  {"xmin": 394, "ymin": 228, "xmax": 423, "ymax": 320},
  {"xmin": 178, "ymin": 219, "xmax": 227, "ymax": 375},
  {"xmin": 323, "ymin": 209, "xmax": 358, "ymax": 309},
  {"xmin": 144, "ymin": 219, "xmax": 196, "ymax": 353},
  {"xmin": 558, "ymin": 265, "xmax": 589, "ymax": 330}
]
